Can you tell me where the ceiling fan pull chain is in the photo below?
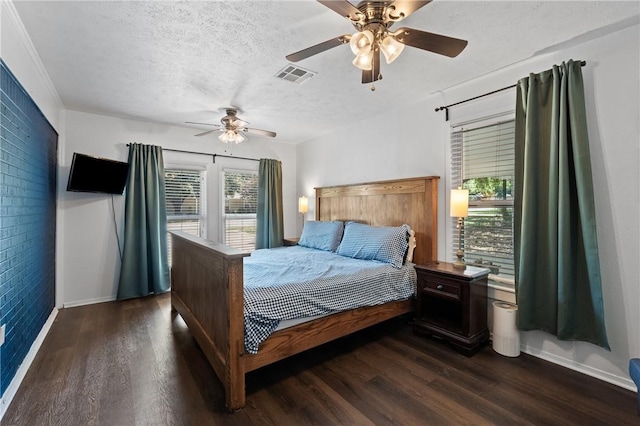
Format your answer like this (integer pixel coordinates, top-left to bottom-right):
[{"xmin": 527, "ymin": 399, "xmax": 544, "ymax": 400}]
[{"xmin": 370, "ymin": 66, "xmax": 376, "ymax": 91}]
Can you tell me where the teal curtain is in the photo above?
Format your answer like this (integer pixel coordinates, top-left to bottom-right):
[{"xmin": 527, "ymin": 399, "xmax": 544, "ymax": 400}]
[
  {"xmin": 255, "ymin": 159, "xmax": 284, "ymax": 249},
  {"xmin": 117, "ymin": 143, "xmax": 170, "ymax": 300},
  {"xmin": 514, "ymin": 60, "xmax": 609, "ymax": 349}
]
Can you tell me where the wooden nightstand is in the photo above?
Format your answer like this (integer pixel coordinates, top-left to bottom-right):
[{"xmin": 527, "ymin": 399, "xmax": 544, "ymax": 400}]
[
  {"xmin": 282, "ymin": 237, "xmax": 300, "ymax": 246},
  {"xmin": 413, "ymin": 261, "xmax": 490, "ymax": 356}
]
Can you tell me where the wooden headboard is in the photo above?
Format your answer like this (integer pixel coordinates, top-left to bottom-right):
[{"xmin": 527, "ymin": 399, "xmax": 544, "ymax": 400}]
[{"xmin": 315, "ymin": 176, "xmax": 439, "ymax": 266}]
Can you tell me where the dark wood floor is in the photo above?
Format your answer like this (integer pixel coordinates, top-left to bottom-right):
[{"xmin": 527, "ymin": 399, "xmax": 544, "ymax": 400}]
[{"xmin": 3, "ymin": 293, "xmax": 637, "ymax": 425}]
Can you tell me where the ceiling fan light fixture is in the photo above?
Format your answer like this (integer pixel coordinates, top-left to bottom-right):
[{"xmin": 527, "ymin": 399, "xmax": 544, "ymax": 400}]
[
  {"xmin": 218, "ymin": 130, "xmax": 246, "ymax": 144},
  {"xmin": 380, "ymin": 35, "xmax": 405, "ymax": 64},
  {"xmin": 352, "ymin": 50, "xmax": 374, "ymax": 70},
  {"xmin": 190, "ymin": 108, "xmax": 275, "ymax": 141},
  {"xmin": 349, "ymin": 30, "xmax": 374, "ymax": 56}
]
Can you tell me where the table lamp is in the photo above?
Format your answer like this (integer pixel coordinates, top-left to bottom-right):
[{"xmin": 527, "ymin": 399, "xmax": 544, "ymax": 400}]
[
  {"xmin": 298, "ymin": 196, "xmax": 308, "ymax": 230},
  {"xmin": 450, "ymin": 188, "xmax": 469, "ymax": 269}
]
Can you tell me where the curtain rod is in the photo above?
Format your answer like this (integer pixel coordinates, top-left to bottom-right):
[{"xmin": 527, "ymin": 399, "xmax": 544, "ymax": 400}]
[
  {"xmin": 125, "ymin": 144, "xmax": 260, "ymax": 163},
  {"xmin": 435, "ymin": 60, "xmax": 586, "ymax": 121}
]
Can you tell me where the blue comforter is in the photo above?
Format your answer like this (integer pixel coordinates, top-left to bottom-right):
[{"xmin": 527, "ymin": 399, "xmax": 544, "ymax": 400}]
[{"xmin": 243, "ymin": 245, "xmax": 416, "ymax": 354}]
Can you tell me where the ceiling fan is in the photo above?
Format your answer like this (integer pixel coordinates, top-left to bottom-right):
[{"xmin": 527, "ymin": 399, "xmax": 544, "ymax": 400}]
[
  {"xmin": 187, "ymin": 108, "xmax": 277, "ymax": 144},
  {"xmin": 286, "ymin": 0, "xmax": 468, "ymax": 85}
]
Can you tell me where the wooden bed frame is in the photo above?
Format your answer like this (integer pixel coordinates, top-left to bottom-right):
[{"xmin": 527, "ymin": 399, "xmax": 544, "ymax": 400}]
[{"xmin": 170, "ymin": 176, "xmax": 439, "ymax": 411}]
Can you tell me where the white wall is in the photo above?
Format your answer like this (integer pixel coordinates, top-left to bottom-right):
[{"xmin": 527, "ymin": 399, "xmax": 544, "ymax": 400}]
[
  {"xmin": 297, "ymin": 24, "xmax": 640, "ymax": 389},
  {"xmin": 0, "ymin": 2, "xmax": 63, "ymax": 130},
  {"xmin": 61, "ymin": 110, "xmax": 297, "ymax": 306}
]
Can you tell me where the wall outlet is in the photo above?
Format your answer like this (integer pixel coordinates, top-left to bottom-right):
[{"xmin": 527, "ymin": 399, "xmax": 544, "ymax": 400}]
[{"xmin": 0, "ymin": 324, "xmax": 5, "ymax": 346}]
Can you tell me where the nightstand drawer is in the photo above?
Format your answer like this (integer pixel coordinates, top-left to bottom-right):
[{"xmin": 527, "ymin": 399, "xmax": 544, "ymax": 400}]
[{"xmin": 420, "ymin": 276, "xmax": 461, "ymax": 301}]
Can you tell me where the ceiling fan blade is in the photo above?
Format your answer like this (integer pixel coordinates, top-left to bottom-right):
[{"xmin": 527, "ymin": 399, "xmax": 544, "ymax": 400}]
[
  {"xmin": 245, "ymin": 127, "xmax": 277, "ymax": 138},
  {"xmin": 393, "ymin": 27, "xmax": 468, "ymax": 58},
  {"xmin": 286, "ymin": 35, "xmax": 351, "ymax": 62},
  {"xmin": 194, "ymin": 129, "xmax": 219, "ymax": 137},
  {"xmin": 387, "ymin": 1, "xmax": 432, "ymax": 21},
  {"xmin": 317, "ymin": 0, "xmax": 363, "ymax": 21},
  {"xmin": 186, "ymin": 121, "xmax": 221, "ymax": 127},
  {"xmin": 362, "ymin": 48, "xmax": 382, "ymax": 84}
]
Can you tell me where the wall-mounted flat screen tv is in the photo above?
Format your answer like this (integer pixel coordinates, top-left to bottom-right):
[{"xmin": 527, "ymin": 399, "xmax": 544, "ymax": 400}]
[{"xmin": 67, "ymin": 153, "xmax": 129, "ymax": 194}]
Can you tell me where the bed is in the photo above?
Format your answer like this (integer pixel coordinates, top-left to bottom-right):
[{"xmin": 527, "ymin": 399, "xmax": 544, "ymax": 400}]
[{"xmin": 170, "ymin": 176, "xmax": 439, "ymax": 411}]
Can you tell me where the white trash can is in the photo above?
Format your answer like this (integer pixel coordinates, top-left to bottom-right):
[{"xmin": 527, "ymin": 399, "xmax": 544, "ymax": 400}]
[{"xmin": 492, "ymin": 302, "xmax": 520, "ymax": 357}]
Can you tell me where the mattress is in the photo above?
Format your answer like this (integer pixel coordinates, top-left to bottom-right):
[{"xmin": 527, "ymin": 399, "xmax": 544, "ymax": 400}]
[{"xmin": 275, "ymin": 313, "xmax": 328, "ymax": 331}]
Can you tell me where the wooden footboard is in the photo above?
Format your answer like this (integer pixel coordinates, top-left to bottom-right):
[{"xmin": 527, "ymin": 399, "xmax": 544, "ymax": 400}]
[{"xmin": 170, "ymin": 231, "xmax": 248, "ymax": 411}]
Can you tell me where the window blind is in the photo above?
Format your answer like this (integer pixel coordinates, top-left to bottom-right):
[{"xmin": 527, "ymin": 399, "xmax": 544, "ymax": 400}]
[
  {"xmin": 165, "ymin": 169, "xmax": 204, "ymax": 264},
  {"xmin": 223, "ymin": 169, "xmax": 258, "ymax": 251},
  {"xmin": 451, "ymin": 119, "xmax": 515, "ymax": 279},
  {"xmin": 462, "ymin": 121, "xmax": 515, "ymax": 180}
]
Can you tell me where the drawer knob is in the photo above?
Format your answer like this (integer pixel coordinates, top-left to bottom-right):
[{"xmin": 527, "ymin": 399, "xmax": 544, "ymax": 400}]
[{"xmin": 436, "ymin": 284, "xmax": 444, "ymax": 290}]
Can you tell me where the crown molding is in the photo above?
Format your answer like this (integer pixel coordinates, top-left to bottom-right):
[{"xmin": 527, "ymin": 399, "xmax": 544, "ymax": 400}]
[{"xmin": 2, "ymin": 0, "xmax": 65, "ymax": 113}]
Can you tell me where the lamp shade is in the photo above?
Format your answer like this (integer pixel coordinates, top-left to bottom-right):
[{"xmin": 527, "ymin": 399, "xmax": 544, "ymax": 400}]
[
  {"xmin": 349, "ymin": 30, "xmax": 374, "ymax": 56},
  {"xmin": 450, "ymin": 188, "xmax": 469, "ymax": 218},
  {"xmin": 218, "ymin": 131, "xmax": 230, "ymax": 143},
  {"xmin": 298, "ymin": 196, "xmax": 308, "ymax": 214},
  {"xmin": 233, "ymin": 132, "xmax": 246, "ymax": 144},
  {"xmin": 352, "ymin": 50, "xmax": 373, "ymax": 70},
  {"xmin": 380, "ymin": 35, "xmax": 405, "ymax": 64}
]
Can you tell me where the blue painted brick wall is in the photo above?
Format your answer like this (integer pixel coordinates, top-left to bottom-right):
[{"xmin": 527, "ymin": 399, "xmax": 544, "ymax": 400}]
[{"xmin": 0, "ymin": 60, "xmax": 57, "ymax": 394}]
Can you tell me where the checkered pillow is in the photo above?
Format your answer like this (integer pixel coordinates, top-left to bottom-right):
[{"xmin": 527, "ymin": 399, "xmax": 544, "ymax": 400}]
[{"xmin": 337, "ymin": 222, "xmax": 410, "ymax": 268}]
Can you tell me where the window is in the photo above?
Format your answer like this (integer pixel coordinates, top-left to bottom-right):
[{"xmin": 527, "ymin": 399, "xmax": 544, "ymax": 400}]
[
  {"xmin": 451, "ymin": 119, "xmax": 515, "ymax": 280},
  {"xmin": 165, "ymin": 169, "xmax": 205, "ymax": 264},
  {"xmin": 222, "ymin": 169, "xmax": 258, "ymax": 251}
]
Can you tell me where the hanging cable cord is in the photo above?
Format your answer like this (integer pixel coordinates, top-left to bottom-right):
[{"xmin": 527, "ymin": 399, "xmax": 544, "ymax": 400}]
[{"xmin": 111, "ymin": 194, "xmax": 123, "ymax": 261}]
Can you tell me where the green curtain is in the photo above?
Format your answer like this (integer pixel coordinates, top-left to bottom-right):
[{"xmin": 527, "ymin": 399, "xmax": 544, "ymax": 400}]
[
  {"xmin": 514, "ymin": 60, "xmax": 609, "ymax": 349},
  {"xmin": 117, "ymin": 143, "xmax": 170, "ymax": 300},
  {"xmin": 255, "ymin": 159, "xmax": 284, "ymax": 249}
]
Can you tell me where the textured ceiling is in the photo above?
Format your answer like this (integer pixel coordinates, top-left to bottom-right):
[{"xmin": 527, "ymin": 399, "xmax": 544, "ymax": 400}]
[{"xmin": 11, "ymin": 1, "xmax": 640, "ymax": 143}]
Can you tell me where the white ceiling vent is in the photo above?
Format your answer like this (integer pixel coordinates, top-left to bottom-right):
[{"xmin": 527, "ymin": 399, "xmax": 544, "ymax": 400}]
[{"xmin": 275, "ymin": 64, "xmax": 316, "ymax": 85}]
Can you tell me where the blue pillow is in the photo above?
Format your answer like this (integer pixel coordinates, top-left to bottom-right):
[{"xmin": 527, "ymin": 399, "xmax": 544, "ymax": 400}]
[
  {"xmin": 298, "ymin": 221, "xmax": 344, "ymax": 252},
  {"xmin": 337, "ymin": 222, "xmax": 410, "ymax": 268}
]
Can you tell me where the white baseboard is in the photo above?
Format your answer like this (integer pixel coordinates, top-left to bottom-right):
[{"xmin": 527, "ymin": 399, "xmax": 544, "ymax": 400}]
[
  {"xmin": 0, "ymin": 308, "xmax": 58, "ymax": 422},
  {"xmin": 63, "ymin": 295, "xmax": 116, "ymax": 308},
  {"xmin": 487, "ymin": 288, "xmax": 635, "ymax": 393},
  {"xmin": 521, "ymin": 344, "xmax": 636, "ymax": 392}
]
